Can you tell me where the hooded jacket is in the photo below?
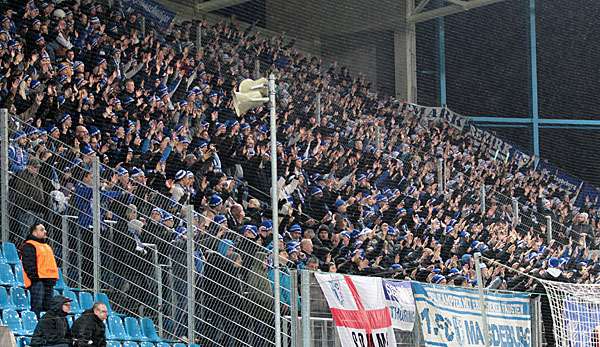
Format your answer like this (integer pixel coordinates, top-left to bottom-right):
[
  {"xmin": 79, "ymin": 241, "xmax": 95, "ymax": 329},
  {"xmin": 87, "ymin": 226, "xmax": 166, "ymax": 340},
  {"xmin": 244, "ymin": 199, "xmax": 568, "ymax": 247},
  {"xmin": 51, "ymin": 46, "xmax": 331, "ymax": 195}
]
[
  {"xmin": 71, "ymin": 308, "xmax": 106, "ymax": 347},
  {"xmin": 30, "ymin": 296, "xmax": 72, "ymax": 346}
]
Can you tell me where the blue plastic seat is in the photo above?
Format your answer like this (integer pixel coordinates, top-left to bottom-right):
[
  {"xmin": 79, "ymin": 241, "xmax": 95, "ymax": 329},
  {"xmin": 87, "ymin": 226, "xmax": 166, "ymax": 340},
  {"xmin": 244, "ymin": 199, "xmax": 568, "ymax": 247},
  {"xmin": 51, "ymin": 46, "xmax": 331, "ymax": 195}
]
[
  {"xmin": 0, "ymin": 263, "xmax": 16, "ymax": 286},
  {"xmin": 13, "ymin": 263, "xmax": 25, "ymax": 287},
  {"xmin": 79, "ymin": 291, "xmax": 94, "ymax": 311},
  {"xmin": 10, "ymin": 287, "xmax": 30, "ymax": 311},
  {"xmin": 140, "ymin": 317, "xmax": 161, "ymax": 342},
  {"xmin": 155, "ymin": 343, "xmax": 170, "ymax": 347},
  {"xmin": 63, "ymin": 289, "xmax": 83, "ymax": 314},
  {"xmin": 0, "ymin": 248, "xmax": 7, "ymax": 264},
  {"xmin": 0, "ymin": 286, "xmax": 15, "ymax": 310},
  {"xmin": 55, "ymin": 268, "xmax": 67, "ymax": 292},
  {"xmin": 2, "ymin": 308, "xmax": 26, "ymax": 335},
  {"xmin": 189, "ymin": 344, "xmax": 201, "ymax": 347},
  {"xmin": 139, "ymin": 342, "xmax": 155, "ymax": 347},
  {"xmin": 172, "ymin": 344, "xmax": 186, "ymax": 347},
  {"xmin": 107, "ymin": 315, "xmax": 129, "ymax": 341},
  {"xmin": 107, "ymin": 342, "xmax": 122, "ymax": 347},
  {"xmin": 105, "ymin": 320, "xmax": 115, "ymax": 340},
  {"xmin": 122, "ymin": 342, "xmax": 139, "ymax": 347},
  {"xmin": 2, "ymin": 242, "xmax": 20, "ymax": 265},
  {"xmin": 124, "ymin": 316, "xmax": 147, "ymax": 341},
  {"xmin": 21, "ymin": 310, "xmax": 38, "ymax": 335}
]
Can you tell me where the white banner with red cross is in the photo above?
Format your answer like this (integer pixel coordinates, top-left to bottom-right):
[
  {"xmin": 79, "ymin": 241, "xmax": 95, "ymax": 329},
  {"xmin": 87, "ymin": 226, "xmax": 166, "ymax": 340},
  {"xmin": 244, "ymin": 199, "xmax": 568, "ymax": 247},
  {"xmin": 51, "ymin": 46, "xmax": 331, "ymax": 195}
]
[{"xmin": 315, "ymin": 273, "xmax": 397, "ymax": 347}]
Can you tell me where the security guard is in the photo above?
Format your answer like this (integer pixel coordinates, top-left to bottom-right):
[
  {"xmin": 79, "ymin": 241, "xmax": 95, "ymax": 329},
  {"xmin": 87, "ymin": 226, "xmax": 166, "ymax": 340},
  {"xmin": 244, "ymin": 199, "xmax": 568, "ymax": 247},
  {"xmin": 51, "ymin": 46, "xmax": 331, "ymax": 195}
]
[{"xmin": 21, "ymin": 223, "xmax": 59, "ymax": 315}]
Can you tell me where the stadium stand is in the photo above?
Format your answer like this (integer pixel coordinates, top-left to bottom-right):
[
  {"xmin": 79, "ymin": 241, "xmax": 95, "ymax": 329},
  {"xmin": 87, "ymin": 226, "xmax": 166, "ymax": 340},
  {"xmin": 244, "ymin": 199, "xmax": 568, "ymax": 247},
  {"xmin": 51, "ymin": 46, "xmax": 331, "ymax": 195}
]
[{"xmin": 0, "ymin": 0, "xmax": 599, "ymax": 345}]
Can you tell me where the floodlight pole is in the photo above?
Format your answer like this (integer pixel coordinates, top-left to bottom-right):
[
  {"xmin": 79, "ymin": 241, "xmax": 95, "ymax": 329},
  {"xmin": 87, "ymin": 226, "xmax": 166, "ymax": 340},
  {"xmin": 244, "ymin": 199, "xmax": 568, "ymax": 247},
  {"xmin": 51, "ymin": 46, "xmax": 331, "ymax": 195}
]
[{"xmin": 269, "ymin": 73, "xmax": 282, "ymax": 347}]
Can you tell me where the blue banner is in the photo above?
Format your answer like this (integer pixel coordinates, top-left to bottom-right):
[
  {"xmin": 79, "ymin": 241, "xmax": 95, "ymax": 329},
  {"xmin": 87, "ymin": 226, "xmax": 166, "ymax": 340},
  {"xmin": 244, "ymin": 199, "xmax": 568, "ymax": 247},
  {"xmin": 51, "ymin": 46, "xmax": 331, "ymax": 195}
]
[
  {"xmin": 411, "ymin": 282, "xmax": 532, "ymax": 347},
  {"xmin": 121, "ymin": 0, "xmax": 175, "ymax": 30},
  {"xmin": 382, "ymin": 280, "xmax": 416, "ymax": 331}
]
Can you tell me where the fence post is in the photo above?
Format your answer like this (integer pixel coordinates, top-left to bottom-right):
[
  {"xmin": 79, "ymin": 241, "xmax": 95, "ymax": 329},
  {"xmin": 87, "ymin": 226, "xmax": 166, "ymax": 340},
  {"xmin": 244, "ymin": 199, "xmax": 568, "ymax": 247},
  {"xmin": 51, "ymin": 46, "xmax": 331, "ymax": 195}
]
[
  {"xmin": 300, "ymin": 270, "xmax": 311, "ymax": 347},
  {"xmin": 92, "ymin": 157, "xmax": 101, "ymax": 294},
  {"xmin": 480, "ymin": 185, "xmax": 486, "ymax": 217},
  {"xmin": 530, "ymin": 295, "xmax": 543, "ymax": 347},
  {"xmin": 511, "ymin": 197, "xmax": 519, "ymax": 227},
  {"xmin": 545, "ymin": 215, "xmax": 553, "ymax": 242},
  {"xmin": 166, "ymin": 259, "xmax": 176, "ymax": 331},
  {"xmin": 269, "ymin": 73, "xmax": 282, "ymax": 347},
  {"xmin": 61, "ymin": 215, "xmax": 69, "ymax": 277},
  {"xmin": 196, "ymin": 24, "xmax": 202, "ymax": 48},
  {"xmin": 0, "ymin": 108, "xmax": 8, "ymax": 242},
  {"xmin": 474, "ymin": 252, "xmax": 490, "ymax": 347},
  {"xmin": 436, "ymin": 158, "xmax": 444, "ymax": 195},
  {"xmin": 144, "ymin": 243, "xmax": 163, "ymax": 337},
  {"xmin": 290, "ymin": 270, "xmax": 299, "ymax": 347},
  {"xmin": 140, "ymin": 17, "xmax": 146, "ymax": 38},
  {"xmin": 185, "ymin": 206, "xmax": 195, "ymax": 343},
  {"xmin": 61, "ymin": 215, "xmax": 77, "ymax": 282},
  {"xmin": 315, "ymin": 93, "xmax": 321, "ymax": 124},
  {"xmin": 77, "ymin": 227, "xmax": 82, "ymax": 289}
]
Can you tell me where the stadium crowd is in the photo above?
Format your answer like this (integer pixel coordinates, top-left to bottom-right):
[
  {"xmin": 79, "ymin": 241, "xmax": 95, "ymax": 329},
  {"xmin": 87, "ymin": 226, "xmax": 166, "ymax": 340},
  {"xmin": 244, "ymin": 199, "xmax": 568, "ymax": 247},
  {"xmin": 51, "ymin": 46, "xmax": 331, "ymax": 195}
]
[{"xmin": 2, "ymin": 0, "xmax": 600, "ymax": 344}]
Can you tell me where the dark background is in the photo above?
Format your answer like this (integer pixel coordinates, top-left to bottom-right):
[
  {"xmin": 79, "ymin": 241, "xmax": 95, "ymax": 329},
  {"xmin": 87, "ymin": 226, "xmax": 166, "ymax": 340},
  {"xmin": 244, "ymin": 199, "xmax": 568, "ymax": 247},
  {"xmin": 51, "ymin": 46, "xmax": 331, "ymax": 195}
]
[
  {"xmin": 217, "ymin": 0, "xmax": 600, "ymax": 185},
  {"xmin": 416, "ymin": 0, "xmax": 600, "ymax": 186}
]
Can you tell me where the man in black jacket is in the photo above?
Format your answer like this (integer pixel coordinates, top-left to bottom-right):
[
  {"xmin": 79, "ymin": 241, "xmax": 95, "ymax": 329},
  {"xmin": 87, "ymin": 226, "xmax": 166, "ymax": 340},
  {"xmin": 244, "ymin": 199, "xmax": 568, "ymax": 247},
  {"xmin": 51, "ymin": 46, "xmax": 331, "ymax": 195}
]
[
  {"xmin": 30, "ymin": 296, "xmax": 72, "ymax": 347},
  {"xmin": 71, "ymin": 302, "xmax": 108, "ymax": 347}
]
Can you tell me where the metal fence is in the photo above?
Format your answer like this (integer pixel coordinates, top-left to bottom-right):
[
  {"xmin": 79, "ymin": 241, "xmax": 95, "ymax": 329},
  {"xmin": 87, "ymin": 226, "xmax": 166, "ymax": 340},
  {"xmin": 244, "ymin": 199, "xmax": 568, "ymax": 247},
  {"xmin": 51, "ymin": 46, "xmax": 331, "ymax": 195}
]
[
  {"xmin": 486, "ymin": 188, "xmax": 582, "ymax": 247},
  {"xmin": 0, "ymin": 110, "xmax": 290, "ymax": 346}
]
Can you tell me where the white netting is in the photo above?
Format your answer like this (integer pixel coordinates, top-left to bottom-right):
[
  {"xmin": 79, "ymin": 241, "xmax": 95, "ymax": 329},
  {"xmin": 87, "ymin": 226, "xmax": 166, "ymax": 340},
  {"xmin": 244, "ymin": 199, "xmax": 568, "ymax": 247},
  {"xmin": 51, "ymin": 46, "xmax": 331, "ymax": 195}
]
[{"xmin": 542, "ymin": 281, "xmax": 600, "ymax": 347}]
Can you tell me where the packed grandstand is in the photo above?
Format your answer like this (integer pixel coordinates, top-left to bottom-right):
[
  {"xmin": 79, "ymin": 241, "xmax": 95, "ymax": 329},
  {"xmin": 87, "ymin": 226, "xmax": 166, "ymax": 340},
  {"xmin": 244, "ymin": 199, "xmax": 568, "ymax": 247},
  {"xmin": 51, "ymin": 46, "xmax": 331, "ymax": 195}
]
[{"xmin": 1, "ymin": 0, "xmax": 599, "ymax": 346}]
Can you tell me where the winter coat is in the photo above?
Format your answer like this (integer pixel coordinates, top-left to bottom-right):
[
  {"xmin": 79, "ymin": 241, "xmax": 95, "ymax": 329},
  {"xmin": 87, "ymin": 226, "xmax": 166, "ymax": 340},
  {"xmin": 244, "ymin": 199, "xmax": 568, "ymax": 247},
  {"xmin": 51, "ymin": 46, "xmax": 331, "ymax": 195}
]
[
  {"xmin": 71, "ymin": 308, "xmax": 107, "ymax": 347},
  {"xmin": 30, "ymin": 296, "xmax": 72, "ymax": 346}
]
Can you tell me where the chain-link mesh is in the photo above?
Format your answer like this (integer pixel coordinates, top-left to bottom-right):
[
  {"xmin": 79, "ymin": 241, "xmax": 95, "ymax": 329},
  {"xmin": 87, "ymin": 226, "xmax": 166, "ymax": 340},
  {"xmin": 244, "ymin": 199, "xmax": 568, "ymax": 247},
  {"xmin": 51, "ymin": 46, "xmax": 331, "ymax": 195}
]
[
  {"xmin": 3, "ymin": 113, "xmax": 290, "ymax": 345},
  {"xmin": 1, "ymin": 0, "xmax": 599, "ymax": 345}
]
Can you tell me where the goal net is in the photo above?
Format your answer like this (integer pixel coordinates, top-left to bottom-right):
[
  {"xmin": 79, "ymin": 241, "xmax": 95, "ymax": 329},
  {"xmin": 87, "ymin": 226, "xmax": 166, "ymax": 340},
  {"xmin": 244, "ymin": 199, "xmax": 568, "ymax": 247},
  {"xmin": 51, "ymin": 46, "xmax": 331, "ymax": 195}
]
[{"xmin": 542, "ymin": 280, "xmax": 600, "ymax": 347}]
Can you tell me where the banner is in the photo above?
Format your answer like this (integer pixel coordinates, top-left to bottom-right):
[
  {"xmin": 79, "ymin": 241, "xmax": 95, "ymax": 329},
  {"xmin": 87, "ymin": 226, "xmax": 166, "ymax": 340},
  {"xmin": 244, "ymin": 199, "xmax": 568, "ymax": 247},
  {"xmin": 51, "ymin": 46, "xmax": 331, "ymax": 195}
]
[
  {"xmin": 412, "ymin": 282, "xmax": 532, "ymax": 347},
  {"xmin": 315, "ymin": 273, "xmax": 396, "ymax": 347},
  {"xmin": 405, "ymin": 103, "xmax": 532, "ymax": 165},
  {"xmin": 382, "ymin": 280, "xmax": 415, "ymax": 331},
  {"xmin": 121, "ymin": 0, "xmax": 175, "ymax": 30}
]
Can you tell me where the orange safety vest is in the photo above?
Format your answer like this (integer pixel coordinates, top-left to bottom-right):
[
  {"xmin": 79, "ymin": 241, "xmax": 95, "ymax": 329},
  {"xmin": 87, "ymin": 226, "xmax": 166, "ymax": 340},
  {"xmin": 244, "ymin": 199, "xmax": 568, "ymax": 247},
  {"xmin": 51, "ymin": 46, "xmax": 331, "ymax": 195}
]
[{"xmin": 22, "ymin": 240, "xmax": 59, "ymax": 288}]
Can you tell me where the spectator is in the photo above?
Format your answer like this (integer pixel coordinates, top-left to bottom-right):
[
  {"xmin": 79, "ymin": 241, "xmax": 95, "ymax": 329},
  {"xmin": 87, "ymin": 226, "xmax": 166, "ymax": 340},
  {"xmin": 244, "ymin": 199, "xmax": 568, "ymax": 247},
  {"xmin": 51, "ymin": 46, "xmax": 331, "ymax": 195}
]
[
  {"xmin": 8, "ymin": 130, "xmax": 29, "ymax": 173},
  {"xmin": 20, "ymin": 223, "xmax": 59, "ymax": 316},
  {"xmin": 10, "ymin": 158, "xmax": 45, "ymax": 238},
  {"xmin": 71, "ymin": 302, "xmax": 108, "ymax": 347},
  {"xmin": 30, "ymin": 295, "xmax": 73, "ymax": 347},
  {"xmin": 4, "ymin": 2, "xmax": 600, "ymax": 344}
]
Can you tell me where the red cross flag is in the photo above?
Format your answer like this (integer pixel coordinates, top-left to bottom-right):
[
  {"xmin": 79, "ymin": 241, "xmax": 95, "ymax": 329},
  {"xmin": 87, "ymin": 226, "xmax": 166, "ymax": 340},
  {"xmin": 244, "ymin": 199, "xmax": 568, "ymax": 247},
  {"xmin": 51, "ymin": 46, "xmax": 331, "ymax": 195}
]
[{"xmin": 315, "ymin": 273, "xmax": 396, "ymax": 347}]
